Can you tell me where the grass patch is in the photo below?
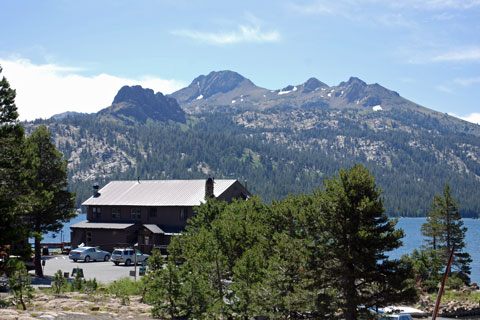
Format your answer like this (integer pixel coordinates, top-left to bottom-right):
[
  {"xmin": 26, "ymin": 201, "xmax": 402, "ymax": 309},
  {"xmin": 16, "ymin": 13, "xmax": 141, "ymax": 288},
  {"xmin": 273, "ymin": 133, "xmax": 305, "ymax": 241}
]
[
  {"xmin": 430, "ymin": 289, "xmax": 480, "ymax": 303},
  {"xmin": 107, "ymin": 277, "xmax": 143, "ymax": 296}
]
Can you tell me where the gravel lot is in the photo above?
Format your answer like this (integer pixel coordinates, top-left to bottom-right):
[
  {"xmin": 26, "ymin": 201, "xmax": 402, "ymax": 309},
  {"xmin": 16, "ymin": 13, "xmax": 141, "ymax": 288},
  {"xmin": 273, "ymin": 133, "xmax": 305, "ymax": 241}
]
[{"xmin": 38, "ymin": 255, "xmax": 144, "ymax": 284}]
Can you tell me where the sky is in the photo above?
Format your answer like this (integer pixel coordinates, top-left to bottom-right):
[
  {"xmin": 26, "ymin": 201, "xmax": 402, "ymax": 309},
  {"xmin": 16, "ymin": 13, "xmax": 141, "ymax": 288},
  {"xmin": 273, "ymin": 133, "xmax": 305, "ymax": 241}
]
[{"xmin": 1, "ymin": 0, "xmax": 479, "ymax": 123}]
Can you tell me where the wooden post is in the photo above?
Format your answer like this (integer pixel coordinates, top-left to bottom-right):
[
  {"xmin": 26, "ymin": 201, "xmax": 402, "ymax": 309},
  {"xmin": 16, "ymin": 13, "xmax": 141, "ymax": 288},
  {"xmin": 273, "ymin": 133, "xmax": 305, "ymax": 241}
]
[
  {"xmin": 134, "ymin": 247, "xmax": 137, "ymax": 281},
  {"xmin": 432, "ymin": 246, "xmax": 455, "ymax": 320}
]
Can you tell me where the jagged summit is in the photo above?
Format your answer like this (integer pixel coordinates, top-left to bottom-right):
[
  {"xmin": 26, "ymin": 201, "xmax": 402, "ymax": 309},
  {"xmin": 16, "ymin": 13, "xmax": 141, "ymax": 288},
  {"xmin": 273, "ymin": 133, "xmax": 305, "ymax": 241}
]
[
  {"xmin": 303, "ymin": 77, "xmax": 328, "ymax": 93},
  {"xmin": 112, "ymin": 85, "xmax": 156, "ymax": 105},
  {"xmin": 171, "ymin": 71, "xmax": 424, "ymax": 114},
  {"xmin": 191, "ymin": 70, "xmax": 254, "ymax": 98},
  {"xmin": 99, "ymin": 85, "xmax": 186, "ymax": 124},
  {"xmin": 339, "ymin": 77, "xmax": 367, "ymax": 87},
  {"xmin": 170, "ymin": 70, "xmax": 259, "ymax": 105}
]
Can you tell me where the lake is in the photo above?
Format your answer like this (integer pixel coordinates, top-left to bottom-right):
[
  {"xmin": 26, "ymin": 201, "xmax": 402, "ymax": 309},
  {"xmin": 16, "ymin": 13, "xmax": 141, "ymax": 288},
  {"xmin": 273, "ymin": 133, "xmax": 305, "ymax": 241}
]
[
  {"xmin": 390, "ymin": 218, "xmax": 480, "ymax": 285},
  {"xmin": 43, "ymin": 215, "xmax": 480, "ymax": 284}
]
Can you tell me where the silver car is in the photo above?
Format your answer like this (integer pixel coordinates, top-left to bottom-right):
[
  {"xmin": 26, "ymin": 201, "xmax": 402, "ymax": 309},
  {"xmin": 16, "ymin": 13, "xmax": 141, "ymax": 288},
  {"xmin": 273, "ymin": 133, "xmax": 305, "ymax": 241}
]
[
  {"xmin": 69, "ymin": 246, "xmax": 111, "ymax": 262},
  {"xmin": 111, "ymin": 248, "xmax": 149, "ymax": 266}
]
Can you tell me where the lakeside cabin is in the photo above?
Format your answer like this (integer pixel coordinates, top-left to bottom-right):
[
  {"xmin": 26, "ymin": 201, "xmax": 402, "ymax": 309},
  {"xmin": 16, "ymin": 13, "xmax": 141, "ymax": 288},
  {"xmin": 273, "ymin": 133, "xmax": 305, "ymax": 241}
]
[{"xmin": 70, "ymin": 178, "xmax": 250, "ymax": 254}]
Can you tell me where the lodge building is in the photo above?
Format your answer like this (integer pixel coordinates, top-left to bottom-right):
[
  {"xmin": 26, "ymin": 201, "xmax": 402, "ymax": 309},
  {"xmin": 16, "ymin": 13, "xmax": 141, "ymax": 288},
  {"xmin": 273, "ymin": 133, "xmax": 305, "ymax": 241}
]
[{"xmin": 70, "ymin": 178, "xmax": 250, "ymax": 253}]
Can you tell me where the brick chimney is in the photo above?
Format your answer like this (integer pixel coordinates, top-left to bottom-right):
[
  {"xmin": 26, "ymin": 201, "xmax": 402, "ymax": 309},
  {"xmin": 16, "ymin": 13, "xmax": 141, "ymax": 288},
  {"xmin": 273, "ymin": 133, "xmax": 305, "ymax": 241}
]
[{"xmin": 205, "ymin": 178, "xmax": 214, "ymax": 199}]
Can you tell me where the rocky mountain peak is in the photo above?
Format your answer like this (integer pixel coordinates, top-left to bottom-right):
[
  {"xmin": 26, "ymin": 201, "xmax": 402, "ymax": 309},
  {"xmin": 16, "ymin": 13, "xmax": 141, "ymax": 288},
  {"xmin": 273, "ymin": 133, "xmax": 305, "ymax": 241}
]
[
  {"xmin": 304, "ymin": 77, "xmax": 328, "ymax": 93},
  {"xmin": 113, "ymin": 85, "xmax": 156, "ymax": 105},
  {"xmin": 189, "ymin": 70, "xmax": 254, "ymax": 99},
  {"xmin": 339, "ymin": 77, "xmax": 367, "ymax": 87},
  {"xmin": 102, "ymin": 85, "xmax": 186, "ymax": 124}
]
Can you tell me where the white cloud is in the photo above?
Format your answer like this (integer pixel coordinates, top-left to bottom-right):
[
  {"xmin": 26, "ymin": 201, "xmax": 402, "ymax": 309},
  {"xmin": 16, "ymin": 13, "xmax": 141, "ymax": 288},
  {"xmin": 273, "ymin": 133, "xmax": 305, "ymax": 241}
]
[
  {"xmin": 432, "ymin": 47, "xmax": 480, "ymax": 62},
  {"xmin": 289, "ymin": 0, "xmax": 480, "ymax": 19},
  {"xmin": 450, "ymin": 112, "xmax": 480, "ymax": 125},
  {"xmin": 461, "ymin": 113, "xmax": 480, "ymax": 125},
  {"xmin": 0, "ymin": 58, "xmax": 186, "ymax": 121},
  {"xmin": 289, "ymin": 1, "xmax": 337, "ymax": 15},
  {"xmin": 453, "ymin": 77, "xmax": 480, "ymax": 86},
  {"xmin": 171, "ymin": 15, "xmax": 280, "ymax": 45},
  {"xmin": 397, "ymin": 0, "xmax": 480, "ymax": 10},
  {"xmin": 436, "ymin": 85, "xmax": 454, "ymax": 93}
]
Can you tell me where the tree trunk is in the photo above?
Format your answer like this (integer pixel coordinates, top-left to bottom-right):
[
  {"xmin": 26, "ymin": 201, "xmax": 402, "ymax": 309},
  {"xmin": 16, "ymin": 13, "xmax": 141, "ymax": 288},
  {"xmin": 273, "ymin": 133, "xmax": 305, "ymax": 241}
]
[
  {"xmin": 343, "ymin": 263, "xmax": 357, "ymax": 320},
  {"xmin": 18, "ymin": 277, "xmax": 26, "ymax": 310},
  {"xmin": 34, "ymin": 235, "xmax": 43, "ymax": 277}
]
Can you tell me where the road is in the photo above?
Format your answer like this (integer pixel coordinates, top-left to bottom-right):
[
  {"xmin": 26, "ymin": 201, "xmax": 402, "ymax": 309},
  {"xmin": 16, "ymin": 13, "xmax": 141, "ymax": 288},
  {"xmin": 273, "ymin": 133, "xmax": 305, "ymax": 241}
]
[{"xmin": 37, "ymin": 255, "xmax": 145, "ymax": 284}]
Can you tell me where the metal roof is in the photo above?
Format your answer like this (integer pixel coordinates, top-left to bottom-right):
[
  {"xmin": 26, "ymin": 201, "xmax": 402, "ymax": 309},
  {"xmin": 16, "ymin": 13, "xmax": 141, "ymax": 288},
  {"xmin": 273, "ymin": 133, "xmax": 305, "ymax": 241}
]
[
  {"xmin": 143, "ymin": 224, "xmax": 164, "ymax": 234},
  {"xmin": 82, "ymin": 179, "xmax": 238, "ymax": 207},
  {"xmin": 70, "ymin": 221, "xmax": 135, "ymax": 229}
]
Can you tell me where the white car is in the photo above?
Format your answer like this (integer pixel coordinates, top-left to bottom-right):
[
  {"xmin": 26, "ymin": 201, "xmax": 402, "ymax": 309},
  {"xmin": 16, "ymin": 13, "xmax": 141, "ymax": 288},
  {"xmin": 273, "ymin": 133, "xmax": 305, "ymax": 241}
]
[
  {"xmin": 111, "ymin": 248, "xmax": 149, "ymax": 266},
  {"xmin": 69, "ymin": 246, "xmax": 111, "ymax": 262}
]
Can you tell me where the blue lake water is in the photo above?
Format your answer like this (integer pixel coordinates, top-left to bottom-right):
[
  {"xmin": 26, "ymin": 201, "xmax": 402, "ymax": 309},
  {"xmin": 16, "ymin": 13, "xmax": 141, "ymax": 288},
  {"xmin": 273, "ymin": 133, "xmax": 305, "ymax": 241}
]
[
  {"xmin": 390, "ymin": 218, "xmax": 480, "ymax": 285},
  {"xmin": 38, "ymin": 213, "xmax": 86, "ymax": 244},
  {"xmin": 43, "ymin": 215, "xmax": 479, "ymax": 284}
]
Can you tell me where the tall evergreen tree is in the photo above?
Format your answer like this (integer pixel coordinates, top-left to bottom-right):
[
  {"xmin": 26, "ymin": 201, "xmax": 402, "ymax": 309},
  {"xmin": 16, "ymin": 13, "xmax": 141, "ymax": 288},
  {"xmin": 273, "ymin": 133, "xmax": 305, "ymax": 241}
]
[
  {"xmin": 421, "ymin": 205, "xmax": 444, "ymax": 250},
  {"xmin": 421, "ymin": 184, "xmax": 472, "ymax": 282},
  {"xmin": 26, "ymin": 125, "xmax": 76, "ymax": 277},
  {"xmin": 0, "ymin": 66, "xmax": 31, "ymax": 263},
  {"xmin": 317, "ymin": 164, "xmax": 417, "ymax": 320}
]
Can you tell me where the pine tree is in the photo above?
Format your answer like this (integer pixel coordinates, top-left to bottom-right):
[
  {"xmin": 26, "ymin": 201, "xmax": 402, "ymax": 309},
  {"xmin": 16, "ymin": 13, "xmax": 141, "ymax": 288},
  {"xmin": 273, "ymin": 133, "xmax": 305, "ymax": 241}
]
[
  {"xmin": 26, "ymin": 125, "xmax": 76, "ymax": 277},
  {"xmin": 317, "ymin": 164, "xmax": 417, "ymax": 320},
  {"xmin": 422, "ymin": 184, "xmax": 472, "ymax": 282},
  {"xmin": 0, "ymin": 66, "xmax": 31, "ymax": 262}
]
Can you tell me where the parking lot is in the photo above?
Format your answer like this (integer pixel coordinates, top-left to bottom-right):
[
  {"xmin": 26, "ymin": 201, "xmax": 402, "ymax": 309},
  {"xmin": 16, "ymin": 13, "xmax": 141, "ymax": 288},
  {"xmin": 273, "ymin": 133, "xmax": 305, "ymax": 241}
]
[{"xmin": 37, "ymin": 255, "xmax": 146, "ymax": 284}]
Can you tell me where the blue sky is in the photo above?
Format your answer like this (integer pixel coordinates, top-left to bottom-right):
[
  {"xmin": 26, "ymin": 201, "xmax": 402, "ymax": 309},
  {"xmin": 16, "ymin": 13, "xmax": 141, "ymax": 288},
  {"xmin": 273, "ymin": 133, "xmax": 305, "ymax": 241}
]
[{"xmin": 1, "ymin": 0, "xmax": 479, "ymax": 123}]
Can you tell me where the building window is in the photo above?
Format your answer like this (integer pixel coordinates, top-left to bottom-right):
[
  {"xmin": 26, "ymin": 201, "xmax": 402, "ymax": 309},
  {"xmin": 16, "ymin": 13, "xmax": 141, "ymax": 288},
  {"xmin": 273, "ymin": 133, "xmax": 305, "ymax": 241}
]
[
  {"xmin": 149, "ymin": 207, "xmax": 157, "ymax": 217},
  {"xmin": 112, "ymin": 207, "xmax": 120, "ymax": 220},
  {"xmin": 87, "ymin": 231, "xmax": 92, "ymax": 243},
  {"xmin": 144, "ymin": 235, "xmax": 150, "ymax": 245},
  {"xmin": 180, "ymin": 207, "xmax": 187, "ymax": 221},
  {"xmin": 131, "ymin": 208, "xmax": 141, "ymax": 220},
  {"xmin": 92, "ymin": 207, "xmax": 101, "ymax": 220}
]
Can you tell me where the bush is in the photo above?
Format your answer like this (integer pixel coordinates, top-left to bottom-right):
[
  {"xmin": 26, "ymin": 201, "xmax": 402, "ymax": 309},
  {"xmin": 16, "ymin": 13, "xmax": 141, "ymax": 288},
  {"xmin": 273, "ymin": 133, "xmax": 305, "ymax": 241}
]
[
  {"xmin": 108, "ymin": 278, "xmax": 142, "ymax": 305},
  {"xmin": 446, "ymin": 275, "xmax": 464, "ymax": 290},
  {"xmin": 7, "ymin": 259, "xmax": 34, "ymax": 310},
  {"xmin": 70, "ymin": 271, "xmax": 84, "ymax": 292},
  {"xmin": 0, "ymin": 296, "xmax": 11, "ymax": 309},
  {"xmin": 85, "ymin": 278, "xmax": 98, "ymax": 293},
  {"xmin": 52, "ymin": 270, "xmax": 66, "ymax": 294}
]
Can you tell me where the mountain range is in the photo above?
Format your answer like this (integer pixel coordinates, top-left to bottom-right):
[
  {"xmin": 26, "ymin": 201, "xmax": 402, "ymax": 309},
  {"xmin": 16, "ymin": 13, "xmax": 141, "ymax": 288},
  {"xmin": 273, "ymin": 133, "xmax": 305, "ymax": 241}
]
[{"xmin": 25, "ymin": 70, "xmax": 480, "ymax": 217}]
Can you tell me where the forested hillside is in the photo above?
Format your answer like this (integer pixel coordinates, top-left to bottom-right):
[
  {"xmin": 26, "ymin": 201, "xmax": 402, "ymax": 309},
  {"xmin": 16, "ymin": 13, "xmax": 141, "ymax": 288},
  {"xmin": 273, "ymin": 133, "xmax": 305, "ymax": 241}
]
[{"xmin": 22, "ymin": 74, "xmax": 480, "ymax": 217}]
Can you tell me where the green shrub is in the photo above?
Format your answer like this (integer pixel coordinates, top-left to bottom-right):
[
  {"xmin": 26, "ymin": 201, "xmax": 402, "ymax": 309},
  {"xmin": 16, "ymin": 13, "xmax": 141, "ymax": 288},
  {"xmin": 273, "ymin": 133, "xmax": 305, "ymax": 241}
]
[
  {"xmin": 446, "ymin": 275, "xmax": 464, "ymax": 290},
  {"xmin": 52, "ymin": 270, "xmax": 66, "ymax": 294},
  {"xmin": 0, "ymin": 296, "xmax": 11, "ymax": 308},
  {"xmin": 7, "ymin": 259, "xmax": 34, "ymax": 310},
  {"xmin": 85, "ymin": 278, "xmax": 98, "ymax": 293},
  {"xmin": 70, "ymin": 271, "xmax": 84, "ymax": 292},
  {"xmin": 108, "ymin": 277, "xmax": 142, "ymax": 305}
]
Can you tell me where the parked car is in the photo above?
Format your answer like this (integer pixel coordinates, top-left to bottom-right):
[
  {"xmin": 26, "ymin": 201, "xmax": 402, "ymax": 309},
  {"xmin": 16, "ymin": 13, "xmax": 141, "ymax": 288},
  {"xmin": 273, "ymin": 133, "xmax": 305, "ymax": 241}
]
[
  {"xmin": 111, "ymin": 248, "xmax": 149, "ymax": 266},
  {"xmin": 69, "ymin": 247, "xmax": 111, "ymax": 262}
]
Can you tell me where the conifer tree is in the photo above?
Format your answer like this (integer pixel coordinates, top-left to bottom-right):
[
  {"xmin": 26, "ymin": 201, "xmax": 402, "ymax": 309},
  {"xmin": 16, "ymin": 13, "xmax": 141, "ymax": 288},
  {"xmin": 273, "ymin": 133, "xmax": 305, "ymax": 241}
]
[
  {"xmin": 26, "ymin": 125, "xmax": 76, "ymax": 277},
  {"xmin": 422, "ymin": 184, "xmax": 472, "ymax": 282},
  {"xmin": 317, "ymin": 164, "xmax": 417, "ymax": 320},
  {"xmin": 0, "ymin": 66, "xmax": 31, "ymax": 262}
]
